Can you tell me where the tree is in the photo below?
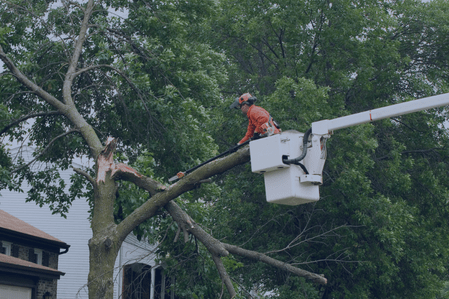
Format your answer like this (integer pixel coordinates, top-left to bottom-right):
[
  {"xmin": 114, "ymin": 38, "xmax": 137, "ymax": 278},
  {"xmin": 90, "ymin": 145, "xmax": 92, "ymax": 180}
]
[{"xmin": 0, "ymin": 0, "xmax": 327, "ymax": 298}]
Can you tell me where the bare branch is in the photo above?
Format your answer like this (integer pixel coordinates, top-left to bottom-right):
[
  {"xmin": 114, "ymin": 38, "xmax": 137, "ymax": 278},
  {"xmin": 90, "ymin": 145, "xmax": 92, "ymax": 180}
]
[
  {"xmin": 238, "ymin": 209, "xmax": 292, "ymax": 247},
  {"xmin": 62, "ymin": 0, "xmax": 96, "ymax": 105},
  {"xmin": 165, "ymin": 201, "xmax": 229, "ymax": 258},
  {"xmin": 0, "ymin": 111, "xmax": 60, "ymax": 136},
  {"xmin": 73, "ymin": 167, "xmax": 95, "ymax": 186},
  {"xmin": 165, "ymin": 199, "xmax": 328, "ymax": 296},
  {"xmin": 223, "ymin": 244, "xmax": 327, "ymax": 285},
  {"xmin": 11, "ymin": 129, "xmax": 80, "ymax": 173},
  {"xmin": 212, "ymin": 255, "xmax": 237, "ymax": 299},
  {"xmin": 376, "ymin": 147, "xmax": 443, "ymax": 161},
  {"xmin": 72, "ymin": 64, "xmax": 119, "ymax": 77}
]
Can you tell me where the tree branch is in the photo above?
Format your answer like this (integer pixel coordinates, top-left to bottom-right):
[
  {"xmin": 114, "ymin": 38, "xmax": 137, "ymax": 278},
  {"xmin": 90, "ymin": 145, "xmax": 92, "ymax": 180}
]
[
  {"xmin": 73, "ymin": 64, "xmax": 119, "ymax": 77},
  {"xmin": 73, "ymin": 167, "xmax": 96, "ymax": 186},
  {"xmin": 0, "ymin": 111, "xmax": 60, "ymax": 136},
  {"xmin": 116, "ymin": 146, "xmax": 251, "ymax": 240},
  {"xmin": 166, "ymin": 200, "xmax": 236, "ymax": 297},
  {"xmin": 165, "ymin": 201, "xmax": 229, "ymax": 257},
  {"xmin": 164, "ymin": 199, "xmax": 327, "ymax": 299},
  {"xmin": 11, "ymin": 129, "xmax": 80, "ymax": 173},
  {"xmin": 212, "ymin": 255, "xmax": 237, "ymax": 299},
  {"xmin": 0, "ymin": 45, "xmax": 67, "ymax": 111},
  {"xmin": 223, "ymin": 244, "xmax": 327, "ymax": 285},
  {"xmin": 62, "ymin": 0, "xmax": 96, "ymax": 105}
]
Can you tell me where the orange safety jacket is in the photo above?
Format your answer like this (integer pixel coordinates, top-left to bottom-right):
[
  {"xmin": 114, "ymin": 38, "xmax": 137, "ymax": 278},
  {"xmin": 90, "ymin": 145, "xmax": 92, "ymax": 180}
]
[{"xmin": 238, "ymin": 105, "xmax": 280, "ymax": 144}]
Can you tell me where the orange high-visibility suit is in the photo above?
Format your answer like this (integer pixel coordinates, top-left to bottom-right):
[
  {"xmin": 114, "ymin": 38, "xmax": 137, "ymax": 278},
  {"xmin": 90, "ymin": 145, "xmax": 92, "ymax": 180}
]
[{"xmin": 238, "ymin": 105, "xmax": 280, "ymax": 144}]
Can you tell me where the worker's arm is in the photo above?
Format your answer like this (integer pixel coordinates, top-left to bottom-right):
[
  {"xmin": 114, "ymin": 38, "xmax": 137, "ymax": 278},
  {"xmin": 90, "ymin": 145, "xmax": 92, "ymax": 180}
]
[
  {"xmin": 238, "ymin": 122, "xmax": 255, "ymax": 144},
  {"xmin": 252, "ymin": 107, "xmax": 270, "ymax": 134}
]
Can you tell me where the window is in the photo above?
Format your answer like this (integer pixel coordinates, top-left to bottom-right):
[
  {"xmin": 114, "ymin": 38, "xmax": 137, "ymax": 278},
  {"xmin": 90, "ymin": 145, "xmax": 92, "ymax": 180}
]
[
  {"xmin": 28, "ymin": 248, "xmax": 43, "ymax": 265},
  {"xmin": 1, "ymin": 241, "xmax": 12, "ymax": 256},
  {"xmin": 34, "ymin": 249, "xmax": 43, "ymax": 265},
  {"xmin": 122, "ymin": 263, "xmax": 177, "ymax": 299},
  {"xmin": 123, "ymin": 263, "xmax": 151, "ymax": 299}
]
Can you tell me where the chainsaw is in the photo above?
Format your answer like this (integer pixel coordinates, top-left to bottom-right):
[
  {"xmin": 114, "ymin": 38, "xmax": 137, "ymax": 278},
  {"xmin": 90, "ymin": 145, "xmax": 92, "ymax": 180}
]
[{"xmin": 168, "ymin": 139, "xmax": 251, "ymax": 183}]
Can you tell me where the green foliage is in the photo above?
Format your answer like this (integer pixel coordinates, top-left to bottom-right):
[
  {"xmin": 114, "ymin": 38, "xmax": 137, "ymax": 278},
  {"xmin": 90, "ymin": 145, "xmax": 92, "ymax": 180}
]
[
  {"xmin": 269, "ymin": 276, "xmax": 320, "ymax": 299},
  {"xmin": 437, "ymin": 282, "xmax": 449, "ymax": 299},
  {"xmin": 266, "ymin": 77, "xmax": 331, "ymax": 130},
  {"xmin": 0, "ymin": 144, "xmax": 20, "ymax": 193},
  {"xmin": 24, "ymin": 167, "xmax": 72, "ymax": 218},
  {"xmin": 0, "ymin": 26, "xmax": 11, "ymax": 45}
]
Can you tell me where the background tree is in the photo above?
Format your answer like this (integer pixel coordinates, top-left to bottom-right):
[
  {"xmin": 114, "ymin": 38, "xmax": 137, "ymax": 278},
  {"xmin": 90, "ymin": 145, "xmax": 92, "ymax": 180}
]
[
  {"xmin": 198, "ymin": 0, "xmax": 449, "ymax": 297},
  {"xmin": 0, "ymin": 0, "xmax": 326, "ymax": 298}
]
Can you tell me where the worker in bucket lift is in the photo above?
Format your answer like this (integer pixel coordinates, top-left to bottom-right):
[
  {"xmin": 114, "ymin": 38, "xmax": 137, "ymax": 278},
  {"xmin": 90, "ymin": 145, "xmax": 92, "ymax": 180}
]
[{"xmin": 230, "ymin": 93, "xmax": 281, "ymax": 144}]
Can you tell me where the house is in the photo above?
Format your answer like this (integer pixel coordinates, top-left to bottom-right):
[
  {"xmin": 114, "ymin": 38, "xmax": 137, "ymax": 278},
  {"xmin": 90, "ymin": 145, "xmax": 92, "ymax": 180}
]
[
  {"xmin": 1, "ymin": 189, "xmax": 173, "ymax": 299},
  {"xmin": 0, "ymin": 209, "xmax": 69, "ymax": 299}
]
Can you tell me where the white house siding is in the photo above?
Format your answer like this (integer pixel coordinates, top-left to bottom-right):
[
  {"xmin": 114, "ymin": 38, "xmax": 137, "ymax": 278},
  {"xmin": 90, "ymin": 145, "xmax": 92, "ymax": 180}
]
[{"xmin": 114, "ymin": 233, "xmax": 159, "ymax": 298}]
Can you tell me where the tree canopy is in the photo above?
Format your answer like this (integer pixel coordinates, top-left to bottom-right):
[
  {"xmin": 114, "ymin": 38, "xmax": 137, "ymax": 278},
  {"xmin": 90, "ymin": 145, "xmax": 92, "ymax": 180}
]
[{"xmin": 2, "ymin": 0, "xmax": 449, "ymax": 298}]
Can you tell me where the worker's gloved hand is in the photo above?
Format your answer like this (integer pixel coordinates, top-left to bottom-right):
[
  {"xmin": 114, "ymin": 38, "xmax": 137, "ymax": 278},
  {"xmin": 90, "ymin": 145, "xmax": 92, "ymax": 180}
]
[
  {"xmin": 252, "ymin": 133, "xmax": 261, "ymax": 140},
  {"xmin": 229, "ymin": 144, "xmax": 240, "ymax": 153}
]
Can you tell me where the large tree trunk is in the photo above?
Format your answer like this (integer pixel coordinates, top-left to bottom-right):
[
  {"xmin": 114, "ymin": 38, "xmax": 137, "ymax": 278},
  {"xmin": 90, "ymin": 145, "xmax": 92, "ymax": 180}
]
[
  {"xmin": 88, "ymin": 234, "xmax": 119, "ymax": 299},
  {"xmin": 87, "ymin": 138, "xmax": 121, "ymax": 299},
  {"xmin": 88, "ymin": 180, "xmax": 120, "ymax": 299}
]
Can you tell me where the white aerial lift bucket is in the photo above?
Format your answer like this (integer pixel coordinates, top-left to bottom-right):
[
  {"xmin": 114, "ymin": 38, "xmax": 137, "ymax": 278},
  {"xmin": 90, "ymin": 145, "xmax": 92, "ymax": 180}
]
[{"xmin": 249, "ymin": 130, "xmax": 327, "ymax": 205}]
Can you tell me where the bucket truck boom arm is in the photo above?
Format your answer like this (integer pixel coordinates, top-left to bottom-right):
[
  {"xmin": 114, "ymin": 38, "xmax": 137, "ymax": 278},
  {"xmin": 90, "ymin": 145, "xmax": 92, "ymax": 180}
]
[{"xmin": 312, "ymin": 93, "xmax": 449, "ymax": 135}]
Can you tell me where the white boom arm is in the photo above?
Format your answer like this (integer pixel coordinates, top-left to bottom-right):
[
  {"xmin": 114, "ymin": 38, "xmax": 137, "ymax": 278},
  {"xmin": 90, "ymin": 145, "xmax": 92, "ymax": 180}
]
[{"xmin": 312, "ymin": 93, "xmax": 449, "ymax": 135}]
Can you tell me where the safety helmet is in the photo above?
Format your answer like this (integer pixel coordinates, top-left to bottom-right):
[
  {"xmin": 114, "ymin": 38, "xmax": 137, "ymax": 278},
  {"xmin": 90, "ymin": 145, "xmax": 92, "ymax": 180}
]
[{"xmin": 229, "ymin": 93, "xmax": 257, "ymax": 109}]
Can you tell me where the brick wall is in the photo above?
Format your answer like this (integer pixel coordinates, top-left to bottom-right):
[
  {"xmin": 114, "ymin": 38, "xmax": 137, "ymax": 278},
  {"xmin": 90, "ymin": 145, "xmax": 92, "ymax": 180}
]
[
  {"xmin": 1, "ymin": 240, "xmax": 61, "ymax": 298},
  {"xmin": 12, "ymin": 243, "xmax": 58, "ymax": 269},
  {"xmin": 37, "ymin": 278, "xmax": 58, "ymax": 299}
]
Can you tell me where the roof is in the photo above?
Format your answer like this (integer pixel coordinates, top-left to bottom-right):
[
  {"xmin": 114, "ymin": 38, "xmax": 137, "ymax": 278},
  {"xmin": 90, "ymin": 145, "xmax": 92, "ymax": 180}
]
[
  {"xmin": 0, "ymin": 253, "xmax": 65, "ymax": 279},
  {"xmin": 0, "ymin": 209, "xmax": 70, "ymax": 250}
]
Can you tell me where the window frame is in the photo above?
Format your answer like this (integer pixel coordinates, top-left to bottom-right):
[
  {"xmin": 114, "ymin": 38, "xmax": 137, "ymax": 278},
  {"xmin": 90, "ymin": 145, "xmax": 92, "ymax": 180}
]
[
  {"xmin": 1, "ymin": 241, "xmax": 12, "ymax": 256},
  {"xmin": 34, "ymin": 248, "xmax": 43, "ymax": 265}
]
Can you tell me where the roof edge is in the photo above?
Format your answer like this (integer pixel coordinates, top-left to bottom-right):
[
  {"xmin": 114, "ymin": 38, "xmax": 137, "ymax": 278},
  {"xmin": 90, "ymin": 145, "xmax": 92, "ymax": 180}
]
[
  {"xmin": 0, "ymin": 255, "xmax": 65, "ymax": 280},
  {"xmin": 0, "ymin": 227, "xmax": 70, "ymax": 250}
]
